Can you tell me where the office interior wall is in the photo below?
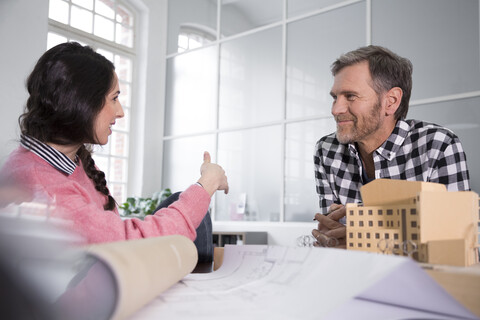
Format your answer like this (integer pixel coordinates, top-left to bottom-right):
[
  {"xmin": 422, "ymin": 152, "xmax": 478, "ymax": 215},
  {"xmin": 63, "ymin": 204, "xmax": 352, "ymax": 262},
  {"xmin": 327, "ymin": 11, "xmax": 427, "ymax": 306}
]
[
  {"xmin": 0, "ymin": 0, "xmax": 49, "ymax": 166},
  {"xmin": 164, "ymin": 0, "xmax": 480, "ymax": 245}
]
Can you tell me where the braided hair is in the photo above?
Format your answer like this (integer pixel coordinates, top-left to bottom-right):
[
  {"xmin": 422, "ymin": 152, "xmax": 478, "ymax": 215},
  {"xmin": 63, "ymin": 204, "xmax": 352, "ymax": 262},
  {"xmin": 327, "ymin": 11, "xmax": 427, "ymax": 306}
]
[{"xmin": 19, "ymin": 42, "xmax": 116, "ymax": 210}]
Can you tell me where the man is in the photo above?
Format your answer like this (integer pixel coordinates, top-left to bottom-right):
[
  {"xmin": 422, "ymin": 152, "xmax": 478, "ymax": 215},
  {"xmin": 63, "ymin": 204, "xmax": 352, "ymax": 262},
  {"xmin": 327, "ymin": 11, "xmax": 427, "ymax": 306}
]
[{"xmin": 312, "ymin": 45, "xmax": 470, "ymax": 248}]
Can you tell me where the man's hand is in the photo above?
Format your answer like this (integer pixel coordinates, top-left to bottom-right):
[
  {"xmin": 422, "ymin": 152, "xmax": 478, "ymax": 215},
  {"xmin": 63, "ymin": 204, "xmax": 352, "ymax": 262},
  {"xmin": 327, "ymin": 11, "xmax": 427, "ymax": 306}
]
[
  {"xmin": 311, "ymin": 204, "xmax": 346, "ymax": 248},
  {"xmin": 197, "ymin": 151, "xmax": 229, "ymax": 196}
]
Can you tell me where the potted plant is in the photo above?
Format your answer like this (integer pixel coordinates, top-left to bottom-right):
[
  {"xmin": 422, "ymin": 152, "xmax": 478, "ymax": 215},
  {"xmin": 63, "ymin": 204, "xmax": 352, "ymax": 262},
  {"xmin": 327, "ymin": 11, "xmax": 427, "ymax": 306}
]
[{"xmin": 119, "ymin": 188, "xmax": 172, "ymax": 219}]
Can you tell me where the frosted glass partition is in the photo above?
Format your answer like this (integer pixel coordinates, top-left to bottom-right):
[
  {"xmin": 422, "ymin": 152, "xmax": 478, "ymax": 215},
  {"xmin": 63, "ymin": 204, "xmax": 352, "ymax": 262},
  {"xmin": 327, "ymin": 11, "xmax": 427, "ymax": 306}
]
[
  {"xmin": 285, "ymin": 119, "xmax": 336, "ymax": 222},
  {"xmin": 216, "ymin": 126, "xmax": 282, "ymax": 221},
  {"xmin": 372, "ymin": 0, "xmax": 480, "ymax": 100},
  {"xmin": 162, "ymin": 135, "xmax": 216, "ymax": 193},
  {"xmin": 286, "ymin": 1, "xmax": 366, "ymax": 119},
  {"xmin": 167, "ymin": 0, "xmax": 217, "ymax": 54},
  {"xmin": 220, "ymin": 0, "xmax": 282, "ymax": 37},
  {"xmin": 408, "ymin": 97, "xmax": 480, "ymax": 194},
  {"xmin": 219, "ymin": 27, "xmax": 283, "ymax": 128},
  {"xmin": 163, "ymin": 0, "xmax": 480, "ymax": 224},
  {"xmin": 287, "ymin": 0, "xmax": 349, "ymax": 18},
  {"xmin": 164, "ymin": 46, "xmax": 218, "ymax": 136}
]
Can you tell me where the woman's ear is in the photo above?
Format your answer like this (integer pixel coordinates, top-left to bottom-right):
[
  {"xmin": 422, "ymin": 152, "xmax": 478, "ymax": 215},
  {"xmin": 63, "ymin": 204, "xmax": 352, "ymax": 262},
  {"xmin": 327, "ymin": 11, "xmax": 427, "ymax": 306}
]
[{"xmin": 383, "ymin": 87, "xmax": 403, "ymax": 116}]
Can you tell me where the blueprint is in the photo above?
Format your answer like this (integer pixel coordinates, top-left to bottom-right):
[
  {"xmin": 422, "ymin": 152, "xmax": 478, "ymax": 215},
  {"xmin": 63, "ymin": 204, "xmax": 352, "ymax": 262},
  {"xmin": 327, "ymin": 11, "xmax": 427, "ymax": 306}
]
[{"xmin": 130, "ymin": 245, "xmax": 478, "ymax": 320}]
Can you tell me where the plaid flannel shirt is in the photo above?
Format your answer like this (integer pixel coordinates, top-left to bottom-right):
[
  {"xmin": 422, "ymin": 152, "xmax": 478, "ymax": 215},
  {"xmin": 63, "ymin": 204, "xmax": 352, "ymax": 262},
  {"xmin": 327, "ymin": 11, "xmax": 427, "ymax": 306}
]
[{"xmin": 314, "ymin": 119, "xmax": 471, "ymax": 213}]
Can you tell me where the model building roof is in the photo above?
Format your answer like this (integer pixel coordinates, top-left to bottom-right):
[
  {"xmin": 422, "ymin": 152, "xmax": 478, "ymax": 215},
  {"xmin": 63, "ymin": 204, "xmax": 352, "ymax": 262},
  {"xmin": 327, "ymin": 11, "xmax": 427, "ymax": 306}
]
[{"xmin": 360, "ymin": 179, "xmax": 446, "ymax": 206}]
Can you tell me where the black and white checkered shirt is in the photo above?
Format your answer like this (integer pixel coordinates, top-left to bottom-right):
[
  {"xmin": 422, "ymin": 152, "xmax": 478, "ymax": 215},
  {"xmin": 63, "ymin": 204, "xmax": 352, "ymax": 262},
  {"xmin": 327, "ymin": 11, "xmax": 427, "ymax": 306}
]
[{"xmin": 314, "ymin": 119, "xmax": 471, "ymax": 213}]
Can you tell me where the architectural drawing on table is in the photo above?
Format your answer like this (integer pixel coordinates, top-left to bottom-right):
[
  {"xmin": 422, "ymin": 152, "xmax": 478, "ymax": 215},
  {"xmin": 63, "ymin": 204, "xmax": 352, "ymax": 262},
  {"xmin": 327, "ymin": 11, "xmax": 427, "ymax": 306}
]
[{"xmin": 346, "ymin": 179, "xmax": 480, "ymax": 267}]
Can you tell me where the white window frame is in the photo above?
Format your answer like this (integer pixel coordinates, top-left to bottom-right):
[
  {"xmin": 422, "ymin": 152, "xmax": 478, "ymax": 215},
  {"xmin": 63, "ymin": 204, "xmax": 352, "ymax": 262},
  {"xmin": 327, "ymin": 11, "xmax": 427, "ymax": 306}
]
[{"xmin": 47, "ymin": 0, "xmax": 138, "ymax": 204}]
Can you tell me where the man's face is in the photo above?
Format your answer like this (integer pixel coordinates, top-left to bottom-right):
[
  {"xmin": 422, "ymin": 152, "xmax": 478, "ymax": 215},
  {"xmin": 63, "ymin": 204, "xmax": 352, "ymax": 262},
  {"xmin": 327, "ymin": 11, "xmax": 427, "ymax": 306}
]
[{"xmin": 329, "ymin": 61, "xmax": 384, "ymax": 145}]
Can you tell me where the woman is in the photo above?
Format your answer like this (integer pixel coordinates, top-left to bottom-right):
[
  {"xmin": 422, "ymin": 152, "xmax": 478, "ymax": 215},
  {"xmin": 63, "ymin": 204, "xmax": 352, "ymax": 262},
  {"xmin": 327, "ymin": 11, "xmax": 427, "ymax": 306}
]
[{"xmin": 0, "ymin": 42, "xmax": 228, "ymax": 244}]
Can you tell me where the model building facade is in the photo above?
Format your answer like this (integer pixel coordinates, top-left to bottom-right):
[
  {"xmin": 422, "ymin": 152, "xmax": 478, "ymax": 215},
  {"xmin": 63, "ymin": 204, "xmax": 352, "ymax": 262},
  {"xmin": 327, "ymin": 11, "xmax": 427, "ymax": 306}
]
[{"xmin": 346, "ymin": 179, "xmax": 480, "ymax": 267}]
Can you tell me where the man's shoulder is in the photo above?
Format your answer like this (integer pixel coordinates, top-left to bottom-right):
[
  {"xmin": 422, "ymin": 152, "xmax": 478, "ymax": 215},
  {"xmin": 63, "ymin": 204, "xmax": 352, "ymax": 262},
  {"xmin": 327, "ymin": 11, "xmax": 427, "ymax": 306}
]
[
  {"xmin": 315, "ymin": 132, "xmax": 341, "ymax": 150},
  {"xmin": 404, "ymin": 119, "xmax": 459, "ymax": 140}
]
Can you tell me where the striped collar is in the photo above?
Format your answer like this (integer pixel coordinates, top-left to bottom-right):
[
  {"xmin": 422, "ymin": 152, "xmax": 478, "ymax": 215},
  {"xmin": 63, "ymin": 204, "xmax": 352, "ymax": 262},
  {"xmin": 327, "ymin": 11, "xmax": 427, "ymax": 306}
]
[{"xmin": 20, "ymin": 135, "xmax": 78, "ymax": 176}]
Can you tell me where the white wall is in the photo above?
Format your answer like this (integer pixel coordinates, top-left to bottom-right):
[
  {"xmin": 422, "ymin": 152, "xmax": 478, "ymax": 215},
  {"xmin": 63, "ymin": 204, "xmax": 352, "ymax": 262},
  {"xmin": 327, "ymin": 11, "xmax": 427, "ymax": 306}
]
[{"xmin": 0, "ymin": 0, "xmax": 49, "ymax": 165}]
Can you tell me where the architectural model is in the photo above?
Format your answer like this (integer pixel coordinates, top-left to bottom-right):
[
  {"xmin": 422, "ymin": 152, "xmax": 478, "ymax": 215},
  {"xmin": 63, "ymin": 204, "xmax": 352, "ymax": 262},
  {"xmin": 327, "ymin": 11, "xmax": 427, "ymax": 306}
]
[{"xmin": 346, "ymin": 179, "xmax": 480, "ymax": 267}]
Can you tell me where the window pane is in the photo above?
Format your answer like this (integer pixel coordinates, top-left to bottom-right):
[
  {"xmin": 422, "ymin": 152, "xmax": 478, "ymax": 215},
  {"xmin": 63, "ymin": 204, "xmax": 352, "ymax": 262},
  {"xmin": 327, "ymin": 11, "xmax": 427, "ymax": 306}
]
[
  {"xmin": 372, "ymin": 0, "xmax": 480, "ymax": 100},
  {"xmin": 162, "ymin": 135, "xmax": 216, "ymax": 192},
  {"xmin": 116, "ymin": 4, "xmax": 134, "ymax": 26},
  {"xmin": 219, "ymin": 27, "xmax": 283, "ymax": 128},
  {"xmin": 72, "ymin": 0, "xmax": 93, "ymax": 10},
  {"xmin": 116, "ymin": 24, "xmax": 133, "ymax": 47},
  {"xmin": 110, "ymin": 131, "xmax": 128, "ymax": 157},
  {"xmin": 115, "ymin": 107, "xmax": 129, "ymax": 131},
  {"xmin": 119, "ymin": 82, "xmax": 131, "ymax": 107},
  {"xmin": 109, "ymin": 158, "xmax": 127, "ymax": 183},
  {"xmin": 178, "ymin": 34, "xmax": 189, "ymax": 51},
  {"xmin": 221, "ymin": 0, "xmax": 282, "ymax": 37},
  {"xmin": 111, "ymin": 183, "xmax": 126, "ymax": 204},
  {"xmin": 287, "ymin": 0, "xmax": 344, "ymax": 18},
  {"xmin": 93, "ymin": 143, "xmax": 110, "ymax": 156},
  {"xmin": 94, "ymin": 14, "xmax": 114, "ymax": 41},
  {"xmin": 49, "ymin": 0, "xmax": 69, "ymax": 24},
  {"xmin": 165, "ymin": 46, "xmax": 217, "ymax": 136},
  {"xmin": 96, "ymin": 0, "xmax": 115, "ymax": 19},
  {"xmin": 408, "ymin": 96, "xmax": 480, "ymax": 194},
  {"xmin": 286, "ymin": 2, "xmax": 365, "ymax": 119},
  {"xmin": 96, "ymin": 48, "xmax": 114, "ymax": 62},
  {"xmin": 47, "ymin": 33, "xmax": 68, "ymax": 49},
  {"xmin": 92, "ymin": 154, "xmax": 109, "ymax": 177},
  {"xmin": 167, "ymin": 0, "xmax": 217, "ymax": 54},
  {"xmin": 71, "ymin": 5, "xmax": 93, "ymax": 33},
  {"xmin": 285, "ymin": 119, "xmax": 336, "ymax": 222},
  {"xmin": 114, "ymin": 55, "xmax": 132, "ymax": 82},
  {"xmin": 216, "ymin": 126, "xmax": 282, "ymax": 221}
]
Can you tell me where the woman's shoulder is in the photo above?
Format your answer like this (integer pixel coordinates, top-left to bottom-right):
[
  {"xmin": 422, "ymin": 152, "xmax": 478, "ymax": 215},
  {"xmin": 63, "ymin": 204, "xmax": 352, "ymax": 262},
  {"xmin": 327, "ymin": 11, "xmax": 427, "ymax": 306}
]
[{"xmin": 1, "ymin": 146, "xmax": 64, "ymax": 185}]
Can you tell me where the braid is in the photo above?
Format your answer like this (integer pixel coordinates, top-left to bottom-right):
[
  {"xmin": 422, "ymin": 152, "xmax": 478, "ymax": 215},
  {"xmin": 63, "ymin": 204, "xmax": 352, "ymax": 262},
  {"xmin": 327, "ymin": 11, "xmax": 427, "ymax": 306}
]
[{"xmin": 77, "ymin": 145, "xmax": 116, "ymax": 210}]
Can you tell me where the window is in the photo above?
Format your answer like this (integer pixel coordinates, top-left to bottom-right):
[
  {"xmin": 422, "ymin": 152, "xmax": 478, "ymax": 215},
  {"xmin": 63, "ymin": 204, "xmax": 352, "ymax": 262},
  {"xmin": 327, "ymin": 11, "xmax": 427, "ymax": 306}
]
[
  {"xmin": 49, "ymin": 0, "xmax": 134, "ymax": 47},
  {"xmin": 177, "ymin": 26, "xmax": 215, "ymax": 53},
  {"xmin": 48, "ymin": 0, "xmax": 135, "ymax": 203}
]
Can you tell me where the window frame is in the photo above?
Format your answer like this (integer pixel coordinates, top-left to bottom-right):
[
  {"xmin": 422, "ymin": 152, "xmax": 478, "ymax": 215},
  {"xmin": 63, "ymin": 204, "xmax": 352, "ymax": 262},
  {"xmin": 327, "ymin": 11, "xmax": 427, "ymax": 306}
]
[{"xmin": 47, "ymin": 0, "xmax": 137, "ymax": 204}]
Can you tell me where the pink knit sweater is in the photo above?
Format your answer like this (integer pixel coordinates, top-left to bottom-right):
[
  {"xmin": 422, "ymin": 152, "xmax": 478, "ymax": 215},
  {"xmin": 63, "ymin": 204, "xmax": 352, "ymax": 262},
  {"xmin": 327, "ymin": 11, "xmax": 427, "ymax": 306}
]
[{"xmin": 0, "ymin": 146, "xmax": 211, "ymax": 244}]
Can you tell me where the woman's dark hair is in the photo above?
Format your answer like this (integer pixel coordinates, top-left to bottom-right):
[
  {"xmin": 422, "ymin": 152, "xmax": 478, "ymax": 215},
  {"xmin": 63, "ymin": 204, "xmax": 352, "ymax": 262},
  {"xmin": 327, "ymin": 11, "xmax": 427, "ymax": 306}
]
[{"xmin": 19, "ymin": 42, "xmax": 116, "ymax": 210}]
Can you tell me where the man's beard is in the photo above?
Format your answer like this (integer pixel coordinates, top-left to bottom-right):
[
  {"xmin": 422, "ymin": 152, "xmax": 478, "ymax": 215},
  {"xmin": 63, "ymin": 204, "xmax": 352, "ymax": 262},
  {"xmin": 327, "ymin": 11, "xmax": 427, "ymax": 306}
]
[{"xmin": 335, "ymin": 100, "xmax": 383, "ymax": 144}]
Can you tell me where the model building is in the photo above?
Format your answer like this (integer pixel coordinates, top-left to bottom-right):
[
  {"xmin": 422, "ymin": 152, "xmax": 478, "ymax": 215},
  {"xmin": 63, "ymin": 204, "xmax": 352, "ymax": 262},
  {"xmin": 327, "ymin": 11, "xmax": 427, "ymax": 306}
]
[{"xmin": 346, "ymin": 179, "xmax": 479, "ymax": 267}]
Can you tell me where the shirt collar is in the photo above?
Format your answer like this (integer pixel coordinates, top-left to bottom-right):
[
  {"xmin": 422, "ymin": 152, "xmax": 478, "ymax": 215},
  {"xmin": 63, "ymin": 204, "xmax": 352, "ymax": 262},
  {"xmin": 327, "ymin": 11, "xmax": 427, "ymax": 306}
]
[
  {"xmin": 20, "ymin": 134, "xmax": 77, "ymax": 176},
  {"xmin": 375, "ymin": 120, "xmax": 409, "ymax": 161}
]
